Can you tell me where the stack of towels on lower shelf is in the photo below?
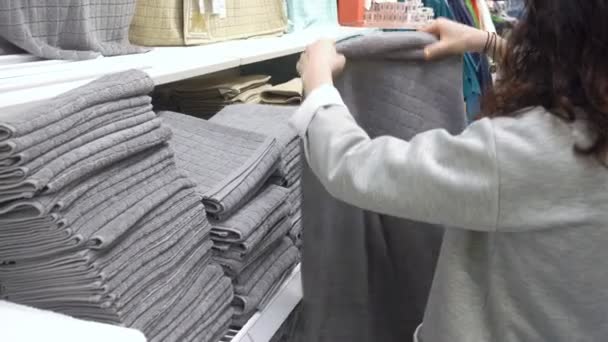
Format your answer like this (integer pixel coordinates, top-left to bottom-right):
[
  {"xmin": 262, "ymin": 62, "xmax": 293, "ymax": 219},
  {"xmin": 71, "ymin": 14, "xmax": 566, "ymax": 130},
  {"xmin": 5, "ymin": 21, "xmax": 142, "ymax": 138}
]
[
  {"xmin": 158, "ymin": 73, "xmax": 272, "ymax": 119},
  {"xmin": 0, "ymin": 70, "xmax": 233, "ymax": 342},
  {"xmin": 153, "ymin": 72, "xmax": 303, "ymax": 120},
  {"xmin": 160, "ymin": 103, "xmax": 303, "ymax": 326}
]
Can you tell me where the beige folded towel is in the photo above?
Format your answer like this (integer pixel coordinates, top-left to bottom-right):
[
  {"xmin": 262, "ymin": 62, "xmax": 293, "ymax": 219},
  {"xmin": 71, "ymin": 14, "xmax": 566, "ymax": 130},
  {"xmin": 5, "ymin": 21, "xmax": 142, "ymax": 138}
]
[{"xmin": 261, "ymin": 78, "xmax": 303, "ymax": 105}]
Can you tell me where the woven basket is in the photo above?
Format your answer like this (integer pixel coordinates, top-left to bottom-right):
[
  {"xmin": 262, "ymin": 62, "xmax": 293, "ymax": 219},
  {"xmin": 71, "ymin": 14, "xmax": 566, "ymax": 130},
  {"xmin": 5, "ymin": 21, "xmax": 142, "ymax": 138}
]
[{"xmin": 130, "ymin": 0, "xmax": 287, "ymax": 46}]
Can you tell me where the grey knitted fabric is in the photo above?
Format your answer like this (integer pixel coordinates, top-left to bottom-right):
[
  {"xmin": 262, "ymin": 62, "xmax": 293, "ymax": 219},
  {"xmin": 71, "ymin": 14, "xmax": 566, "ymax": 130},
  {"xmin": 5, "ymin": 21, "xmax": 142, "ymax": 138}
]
[
  {"xmin": 210, "ymin": 104, "xmax": 301, "ymax": 179},
  {"xmin": 0, "ymin": 71, "xmax": 233, "ymax": 342},
  {"xmin": 298, "ymin": 32, "xmax": 467, "ymax": 342},
  {"xmin": 234, "ymin": 238, "xmax": 293, "ymax": 294},
  {"xmin": 0, "ymin": 70, "xmax": 154, "ymax": 140},
  {"xmin": 210, "ymin": 184, "xmax": 289, "ymax": 245},
  {"xmin": 0, "ymin": 36, "xmax": 22, "ymax": 54},
  {"xmin": 214, "ymin": 216, "xmax": 292, "ymax": 277},
  {"xmin": 159, "ymin": 111, "xmax": 281, "ymax": 220},
  {"xmin": 288, "ymin": 210, "xmax": 302, "ymax": 247},
  {"xmin": 0, "ymin": 0, "xmax": 148, "ymax": 60},
  {"xmin": 233, "ymin": 243, "xmax": 299, "ymax": 317},
  {"xmin": 0, "ymin": 97, "xmax": 152, "ymax": 169}
]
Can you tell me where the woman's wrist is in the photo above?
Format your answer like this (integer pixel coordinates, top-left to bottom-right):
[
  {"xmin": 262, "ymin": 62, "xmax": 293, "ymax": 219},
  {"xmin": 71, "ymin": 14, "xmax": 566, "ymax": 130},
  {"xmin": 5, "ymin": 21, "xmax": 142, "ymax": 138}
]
[
  {"xmin": 303, "ymin": 65, "xmax": 333, "ymax": 95},
  {"xmin": 465, "ymin": 29, "xmax": 492, "ymax": 53}
]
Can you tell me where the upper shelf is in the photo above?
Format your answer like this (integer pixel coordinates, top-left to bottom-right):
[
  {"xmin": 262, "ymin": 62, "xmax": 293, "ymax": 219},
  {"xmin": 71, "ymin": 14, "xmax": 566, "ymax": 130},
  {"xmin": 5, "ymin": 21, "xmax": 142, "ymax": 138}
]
[{"xmin": 0, "ymin": 26, "xmax": 372, "ymax": 109}]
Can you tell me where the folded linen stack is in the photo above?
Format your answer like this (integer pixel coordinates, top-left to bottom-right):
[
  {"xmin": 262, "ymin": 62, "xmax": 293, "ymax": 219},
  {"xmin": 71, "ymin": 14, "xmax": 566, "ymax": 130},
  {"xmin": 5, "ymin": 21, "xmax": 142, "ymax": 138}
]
[
  {"xmin": 210, "ymin": 104, "xmax": 304, "ymax": 246},
  {"xmin": 160, "ymin": 109, "xmax": 300, "ymax": 325},
  {"xmin": 161, "ymin": 74, "xmax": 273, "ymax": 119},
  {"xmin": 0, "ymin": 70, "xmax": 233, "ymax": 342},
  {"xmin": 260, "ymin": 78, "xmax": 303, "ymax": 105}
]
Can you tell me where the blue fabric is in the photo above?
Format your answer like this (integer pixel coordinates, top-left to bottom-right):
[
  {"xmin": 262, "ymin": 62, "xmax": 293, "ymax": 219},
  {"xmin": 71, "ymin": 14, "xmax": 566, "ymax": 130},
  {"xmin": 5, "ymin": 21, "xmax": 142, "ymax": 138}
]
[
  {"xmin": 285, "ymin": 0, "xmax": 338, "ymax": 32},
  {"xmin": 506, "ymin": 0, "xmax": 525, "ymax": 18},
  {"xmin": 427, "ymin": 0, "xmax": 483, "ymax": 122}
]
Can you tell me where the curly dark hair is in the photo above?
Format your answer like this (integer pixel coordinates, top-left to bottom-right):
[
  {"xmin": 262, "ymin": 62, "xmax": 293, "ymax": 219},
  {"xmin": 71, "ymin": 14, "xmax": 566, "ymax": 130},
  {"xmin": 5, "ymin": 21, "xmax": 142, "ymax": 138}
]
[{"xmin": 484, "ymin": 0, "xmax": 608, "ymax": 158}]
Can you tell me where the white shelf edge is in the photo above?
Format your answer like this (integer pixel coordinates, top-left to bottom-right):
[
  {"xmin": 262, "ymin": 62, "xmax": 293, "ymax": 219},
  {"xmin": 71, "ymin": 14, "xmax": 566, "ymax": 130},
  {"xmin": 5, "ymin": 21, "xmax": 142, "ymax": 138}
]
[
  {"xmin": 0, "ymin": 26, "xmax": 372, "ymax": 109},
  {"xmin": 230, "ymin": 263, "xmax": 302, "ymax": 342}
]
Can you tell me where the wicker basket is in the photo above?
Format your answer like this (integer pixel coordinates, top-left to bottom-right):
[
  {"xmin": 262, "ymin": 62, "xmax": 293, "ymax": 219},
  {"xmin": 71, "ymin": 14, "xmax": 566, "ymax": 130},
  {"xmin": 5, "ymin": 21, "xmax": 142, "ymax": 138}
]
[{"xmin": 130, "ymin": 0, "xmax": 287, "ymax": 46}]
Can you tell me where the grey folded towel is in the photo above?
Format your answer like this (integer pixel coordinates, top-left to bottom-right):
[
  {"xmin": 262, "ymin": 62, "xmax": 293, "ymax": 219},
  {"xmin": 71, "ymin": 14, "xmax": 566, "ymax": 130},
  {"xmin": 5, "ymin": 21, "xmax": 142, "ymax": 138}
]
[
  {"xmin": 298, "ymin": 32, "xmax": 466, "ymax": 342},
  {"xmin": 214, "ymin": 216, "xmax": 292, "ymax": 277},
  {"xmin": 212, "ymin": 200, "xmax": 290, "ymax": 255},
  {"xmin": 92, "ymin": 188, "xmax": 202, "ymax": 272},
  {"xmin": 151, "ymin": 276, "xmax": 233, "ymax": 342},
  {"xmin": 159, "ymin": 111, "xmax": 281, "ymax": 220},
  {"xmin": 104, "ymin": 210, "xmax": 211, "ymax": 300},
  {"xmin": 233, "ymin": 245, "xmax": 299, "ymax": 315},
  {"xmin": 0, "ymin": 0, "xmax": 148, "ymax": 60},
  {"xmin": 0, "ymin": 113, "xmax": 158, "ymax": 188},
  {"xmin": 0, "ymin": 124, "xmax": 172, "ymax": 205},
  {"xmin": 1, "ymin": 70, "xmax": 232, "ymax": 342},
  {"xmin": 201, "ymin": 307, "xmax": 234, "ymax": 342},
  {"xmin": 0, "ymin": 97, "xmax": 152, "ymax": 169},
  {"xmin": 123, "ymin": 257, "xmax": 220, "ymax": 324},
  {"xmin": 235, "ymin": 238, "xmax": 293, "ymax": 294},
  {"xmin": 210, "ymin": 184, "xmax": 289, "ymax": 243},
  {"xmin": 210, "ymin": 104, "xmax": 299, "ymax": 178},
  {"xmin": 288, "ymin": 211, "xmax": 302, "ymax": 246},
  {"xmin": 0, "ymin": 70, "xmax": 154, "ymax": 141}
]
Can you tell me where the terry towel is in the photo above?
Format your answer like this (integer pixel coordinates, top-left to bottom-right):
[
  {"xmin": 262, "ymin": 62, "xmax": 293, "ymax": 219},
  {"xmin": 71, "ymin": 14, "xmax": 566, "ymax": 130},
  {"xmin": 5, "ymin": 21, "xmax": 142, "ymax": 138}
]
[
  {"xmin": 298, "ymin": 32, "xmax": 467, "ymax": 342},
  {"xmin": 0, "ymin": 0, "xmax": 148, "ymax": 60},
  {"xmin": 210, "ymin": 103, "xmax": 301, "ymax": 181},
  {"xmin": 159, "ymin": 111, "xmax": 281, "ymax": 220}
]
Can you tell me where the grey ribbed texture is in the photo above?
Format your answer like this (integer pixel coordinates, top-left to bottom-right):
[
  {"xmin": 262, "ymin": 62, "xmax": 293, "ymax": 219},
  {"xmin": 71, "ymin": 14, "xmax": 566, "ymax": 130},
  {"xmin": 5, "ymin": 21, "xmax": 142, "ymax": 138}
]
[
  {"xmin": 210, "ymin": 104, "xmax": 302, "ymax": 183},
  {"xmin": 210, "ymin": 184, "xmax": 289, "ymax": 246},
  {"xmin": 0, "ymin": 0, "xmax": 148, "ymax": 60},
  {"xmin": 288, "ymin": 209, "xmax": 302, "ymax": 247},
  {"xmin": 159, "ymin": 110, "xmax": 281, "ymax": 220},
  {"xmin": 0, "ymin": 71, "xmax": 233, "ymax": 342},
  {"xmin": 214, "ymin": 216, "xmax": 292, "ymax": 277},
  {"xmin": 233, "ymin": 242, "xmax": 298, "ymax": 318},
  {"xmin": 298, "ymin": 32, "xmax": 466, "ymax": 342},
  {"xmin": 234, "ymin": 238, "xmax": 293, "ymax": 294},
  {"xmin": 0, "ymin": 97, "xmax": 152, "ymax": 169}
]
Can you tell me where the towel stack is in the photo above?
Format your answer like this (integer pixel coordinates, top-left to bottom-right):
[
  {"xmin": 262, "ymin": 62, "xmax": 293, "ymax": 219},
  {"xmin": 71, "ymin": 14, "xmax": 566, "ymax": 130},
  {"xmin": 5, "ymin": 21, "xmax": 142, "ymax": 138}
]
[
  {"xmin": 0, "ymin": 70, "xmax": 233, "ymax": 342},
  {"xmin": 157, "ymin": 73, "xmax": 273, "ymax": 119},
  {"xmin": 260, "ymin": 78, "xmax": 303, "ymax": 106},
  {"xmin": 160, "ymin": 105, "xmax": 302, "ymax": 325},
  {"xmin": 210, "ymin": 104, "xmax": 304, "ymax": 247}
]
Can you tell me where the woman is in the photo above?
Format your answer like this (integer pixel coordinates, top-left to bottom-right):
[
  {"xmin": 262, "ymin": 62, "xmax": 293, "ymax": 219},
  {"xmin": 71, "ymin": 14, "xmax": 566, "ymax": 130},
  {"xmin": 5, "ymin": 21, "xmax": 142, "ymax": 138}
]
[{"xmin": 291, "ymin": 1, "xmax": 608, "ymax": 341}]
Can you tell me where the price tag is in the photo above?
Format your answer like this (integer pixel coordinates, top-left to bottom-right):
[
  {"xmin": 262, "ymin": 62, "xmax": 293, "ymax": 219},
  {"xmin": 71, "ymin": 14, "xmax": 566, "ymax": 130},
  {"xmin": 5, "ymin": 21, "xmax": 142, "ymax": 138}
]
[{"xmin": 212, "ymin": 0, "xmax": 227, "ymax": 18}]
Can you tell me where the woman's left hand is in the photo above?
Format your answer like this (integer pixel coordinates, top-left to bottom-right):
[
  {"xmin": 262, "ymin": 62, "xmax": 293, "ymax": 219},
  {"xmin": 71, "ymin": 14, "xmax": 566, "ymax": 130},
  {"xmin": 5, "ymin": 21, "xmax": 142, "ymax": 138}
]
[{"xmin": 297, "ymin": 39, "xmax": 346, "ymax": 95}]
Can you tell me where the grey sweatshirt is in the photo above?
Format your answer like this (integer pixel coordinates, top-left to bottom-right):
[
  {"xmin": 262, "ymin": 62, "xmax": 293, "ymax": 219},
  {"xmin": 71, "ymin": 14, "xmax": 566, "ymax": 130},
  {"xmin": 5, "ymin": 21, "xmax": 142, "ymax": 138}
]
[{"xmin": 290, "ymin": 85, "xmax": 608, "ymax": 342}]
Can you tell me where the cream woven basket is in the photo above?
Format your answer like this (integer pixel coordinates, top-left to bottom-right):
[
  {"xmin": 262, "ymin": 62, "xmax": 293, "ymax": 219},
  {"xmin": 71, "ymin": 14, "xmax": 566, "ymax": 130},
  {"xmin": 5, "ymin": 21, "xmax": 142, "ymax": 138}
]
[{"xmin": 130, "ymin": 0, "xmax": 287, "ymax": 46}]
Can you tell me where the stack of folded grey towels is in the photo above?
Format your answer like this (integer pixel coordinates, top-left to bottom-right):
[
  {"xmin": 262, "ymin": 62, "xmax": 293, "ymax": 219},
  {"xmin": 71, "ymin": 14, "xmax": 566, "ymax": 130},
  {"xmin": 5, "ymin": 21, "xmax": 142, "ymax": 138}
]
[
  {"xmin": 210, "ymin": 104, "xmax": 304, "ymax": 248},
  {"xmin": 160, "ymin": 103, "xmax": 303, "ymax": 326},
  {"xmin": 0, "ymin": 69, "xmax": 233, "ymax": 342}
]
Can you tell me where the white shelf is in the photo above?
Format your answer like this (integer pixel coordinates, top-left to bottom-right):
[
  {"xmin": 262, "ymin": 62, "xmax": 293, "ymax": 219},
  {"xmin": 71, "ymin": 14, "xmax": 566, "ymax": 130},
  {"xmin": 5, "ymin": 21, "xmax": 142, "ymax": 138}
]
[
  {"xmin": 229, "ymin": 264, "xmax": 302, "ymax": 342},
  {"xmin": 0, "ymin": 26, "xmax": 371, "ymax": 109}
]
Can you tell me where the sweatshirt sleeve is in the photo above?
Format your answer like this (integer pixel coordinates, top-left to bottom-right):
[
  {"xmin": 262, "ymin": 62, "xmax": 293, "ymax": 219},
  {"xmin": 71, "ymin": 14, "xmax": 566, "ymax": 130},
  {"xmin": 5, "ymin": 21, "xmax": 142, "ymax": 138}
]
[{"xmin": 289, "ymin": 85, "xmax": 500, "ymax": 231}]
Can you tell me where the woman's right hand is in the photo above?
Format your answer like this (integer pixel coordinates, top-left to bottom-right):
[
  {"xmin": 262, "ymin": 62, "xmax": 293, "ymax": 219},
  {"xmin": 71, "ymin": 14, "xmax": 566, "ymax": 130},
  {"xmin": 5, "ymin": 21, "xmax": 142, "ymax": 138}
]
[{"xmin": 420, "ymin": 18, "xmax": 489, "ymax": 60}]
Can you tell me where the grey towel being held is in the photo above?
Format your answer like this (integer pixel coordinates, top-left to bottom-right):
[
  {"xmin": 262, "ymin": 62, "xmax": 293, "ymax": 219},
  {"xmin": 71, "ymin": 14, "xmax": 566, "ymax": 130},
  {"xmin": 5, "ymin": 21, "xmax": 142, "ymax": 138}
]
[{"xmin": 298, "ymin": 32, "xmax": 467, "ymax": 342}]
